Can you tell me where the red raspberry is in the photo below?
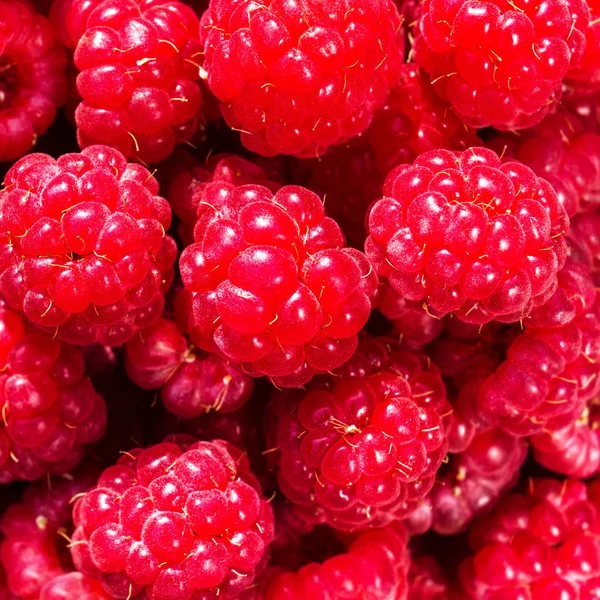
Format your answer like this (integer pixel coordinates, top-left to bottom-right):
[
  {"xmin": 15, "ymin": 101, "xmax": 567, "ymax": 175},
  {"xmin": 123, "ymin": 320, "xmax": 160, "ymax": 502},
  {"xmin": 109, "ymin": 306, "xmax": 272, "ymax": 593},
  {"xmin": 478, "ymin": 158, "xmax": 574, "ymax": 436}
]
[
  {"xmin": 366, "ymin": 147, "xmax": 569, "ymax": 324},
  {"xmin": 0, "ymin": 0, "xmax": 67, "ymax": 162},
  {"xmin": 0, "ymin": 309, "xmax": 106, "ymax": 482},
  {"xmin": 569, "ymin": 211, "xmax": 600, "ymax": 283},
  {"xmin": 412, "ymin": 0, "xmax": 590, "ymax": 129},
  {"xmin": 567, "ymin": 0, "xmax": 600, "ymax": 89},
  {"xmin": 408, "ymin": 554, "xmax": 456, "ymax": 600},
  {"xmin": 199, "ymin": 0, "xmax": 405, "ymax": 157},
  {"xmin": 488, "ymin": 107, "xmax": 600, "ymax": 217},
  {"xmin": 264, "ymin": 522, "xmax": 409, "ymax": 600},
  {"xmin": 0, "ymin": 147, "xmax": 177, "ymax": 346},
  {"xmin": 267, "ymin": 336, "xmax": 452, "ymax": 531},
  {"xmin": 52, "ymin": 0, "xmax": 204, "ymax": 163},
  {"xmin": 125, "ymin": 317, "xmax": 253, "ymax": 418},
  {"xmin": 70, "ymin": 439, "xmax": 274, "ymax": 600},
  {"xmin": 40, "ymin": 573, "xmax": 112, "ymax": 600},
  {"xmin": 179, "ymin": 183, "xmax": 377, "ymax": 387},
  {"xmin": 459, "ymin": 478, "xmax": 600, "ymax": 599}
]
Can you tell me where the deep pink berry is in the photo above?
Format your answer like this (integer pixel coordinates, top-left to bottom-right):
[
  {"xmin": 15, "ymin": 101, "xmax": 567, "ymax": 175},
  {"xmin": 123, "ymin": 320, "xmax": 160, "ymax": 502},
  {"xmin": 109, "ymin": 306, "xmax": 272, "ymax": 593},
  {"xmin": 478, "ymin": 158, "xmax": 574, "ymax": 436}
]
[
  {"xmin": 412, "ymin": 0, "xmax": 590, "ymax": 129},
  {"xmin": 179, "ymin": 180, "xmax": 377, "ymax": 387},
  {"xmin": 408, "ymin": 554, "xmax": 457, "ymax": 600},
  {"xmin": 70, "ymin": 439, "xmax": 274, "ymax": 600},
  {"xmin": 366, "ymin": 147, "xmax": 569, "ymax": 324},
  {"xmin": 0, "ymin": 309, "xmax": 106, "ymax": 482},
  {"xmin": 199, "ymin": 0, "xmax": 405, "ymax": 157},
  {"xmin": 0, "ymin": 147, "xmax": 177, "ymax": 346},
  {"xmin": 567, "ymin": 0, "xmax": 600, "ymax": 89},
  {"xmin": 0, "ymin": 0, "xmax": 67, "ymax": 162},
  {"xmin": 40, "ymin": 572, "xmax": 113, "ymax": 600}
]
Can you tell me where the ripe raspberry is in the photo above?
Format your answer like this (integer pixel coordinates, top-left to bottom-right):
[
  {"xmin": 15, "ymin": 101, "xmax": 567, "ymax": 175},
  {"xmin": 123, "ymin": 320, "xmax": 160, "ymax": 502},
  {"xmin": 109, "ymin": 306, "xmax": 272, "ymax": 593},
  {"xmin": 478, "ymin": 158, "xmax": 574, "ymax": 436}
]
[
  {"xmin": 459, "ymin": 478, "xmax": 600, "ymax": 599},
  {"xmin": 0, "ymin": 147, "xmax": 177, "ymax": 346},
  {"xmin": 267, "ymin": 335, "xmax": 452, "ymax": 531},
  {"xmin": 125, "ymin": 317, "xmax": 253, "ymax": 418},
  {"xmin": 41, "ymin": 572, "xmax": 112, "ymax": 600},
  {"xmin": 199, "ymin": 0, "xmax": 405, "ymax": 157},
  {"xmin": 0, "ymin": 0, "xmax": 67, "ymax": 162},
  {"xmin": 70, "ymin": 439, "xmax": 274, "ymax": 600},
  {"xmin": 51, "ymin": 0, "xmax": 204, "ymax": 163},
  {"xmin": 408, "ymin": 554, "xmax": 455, "ymax": 600},
  {"xmin": 412, "ymin": 0, "xmax": 590, "ymax": 129},
  {"xmin": 264, "ymin": 522, "xmax": 409, "ymax": 600},
  {"xmin": 179, "ymin": 183, "xmax": 377, "ymax": 387},
  {"xmin": 366, "ymin": 147, "xmax": 569, "ymax": 324},
  {"xmin": 0, "ymin": 309, "xmax": 106, "ymax": 482},
  {"xmin": 488, "ymin": 107, "xmax": 600, "ymax": 217},
  {"xmin": 569, "ymin": 210, "xmax": 600, "ymax": 283},
  {"xmin": 567, "ymin": 0, "xmax": 600, "ymax": 89}
]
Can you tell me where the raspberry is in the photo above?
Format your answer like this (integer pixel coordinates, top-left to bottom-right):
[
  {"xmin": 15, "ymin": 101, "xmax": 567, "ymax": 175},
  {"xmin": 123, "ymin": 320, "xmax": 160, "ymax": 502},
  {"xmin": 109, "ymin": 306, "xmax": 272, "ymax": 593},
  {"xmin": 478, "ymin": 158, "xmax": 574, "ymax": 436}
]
[
  {"xmin": 52, "ymin": 0, "xmax": 204, "ymax": 163},
  {"xmin": 41, "ymin": 572, "xmax": 113, "ymax": 600},
  {"xmin": 412, "ymin": 0, "xmax": 590, "ymax": 129},
  {"xmin": 567, "ymin": 0, "xmax": 600, "ymax": 89},
  {"xmin": 408, "ymin": 554, "xmax": 454, "ymax": 600},
  {"xmin": 0, "ymin": 0, "xmax": 67, "ymax": 162},
  {"xmin": 179, "ymin": 183, "xmax": 377, "ymax": 387},
  {"xmin": 0, "ymin": 565, "xmax": 15, "ymax": 600},
  {"xmin": 488, "ymin": 107, "xmax": 600, "ymax": 217},
  {"xmin": 267, "ymin": 335, "xmax": 452, "ymax": 531},
  {"xmin": 0, "ymin": 146, "xmax": 177, "ymax": 346},
  {"xmin": 569, "ymin": 210, "xmax": 600, "ymax": 283},
  {"xmin": 263, "ymin": 522, "xmax": 409, "ymax": 600},
  {"xmin": 365, "ymin": 147, "xmax": 569, "ymax": 324},
  {"xmin": 199, "ymin": 0, "xmax": 405, "ymax": 157},
  {"xmin": 459, "ymin": 478, "xmax": 600, "ymax": 599},
  {"xmin": 70, "ymin": 439, "xmax": 274, "ymax": 600},
  {"xmin": 0, "ymin": 309, "xmax": 106, "ymax": 482},
  {"xmin": 125, "ymin": 317, "xmax": 253, "ymax": 418}
]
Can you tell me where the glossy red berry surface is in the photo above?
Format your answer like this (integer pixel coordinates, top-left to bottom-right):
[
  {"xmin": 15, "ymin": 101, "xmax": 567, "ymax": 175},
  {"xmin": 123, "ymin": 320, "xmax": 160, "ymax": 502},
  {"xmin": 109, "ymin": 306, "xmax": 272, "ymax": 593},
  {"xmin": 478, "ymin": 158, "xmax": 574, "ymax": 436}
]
[
  {"xmin": 567, "ymin": 0, "xmax": 600, "ymax": 89},
  {"xmin": 71, "ymin": 439, "xmax": 274, "ymax": 600},
  {"xmin": 366, "ymin": 147, "xmax": 569, "ymax": 324},
  {"xmin": 199, "ymin": 0, "xmax": 405, "ymax": 157},
  {"xmin": 40, "ymin": 572, "xmax": 113, "ymax": 600},
  {"xmin": 0, "ymin": 0, "xmax": 67, "ymax": 162},
  {"xmin": 0, "ymin": 146, "xmax": 177, "ymax": 346},
  {"xmin": 413, "ymin": 0, "xmax": 590, "ymax": 129},
  {"xmin": 0, "ymin": 309, "xmax": 106, "ymax": 482},
  {"xmin": 179, "ymin": 181, "xmax": 377, "ymax": 386}
]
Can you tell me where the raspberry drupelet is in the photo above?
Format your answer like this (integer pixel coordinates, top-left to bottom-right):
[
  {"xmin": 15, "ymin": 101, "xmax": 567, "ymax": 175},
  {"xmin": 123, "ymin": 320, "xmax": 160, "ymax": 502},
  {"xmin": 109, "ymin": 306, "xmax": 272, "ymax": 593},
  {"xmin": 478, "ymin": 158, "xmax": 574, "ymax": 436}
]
[
  {"xmin": 199, "ymin": 0, "xmax": 405, "ymax": 157},
  {"xmin": 412, "ymin": 0, "xmax": 590, "ymax": 130},
  {"xmin": 365, "ymin": 147, "xmax": 569, "ymax": 325},
  {"xmin": 0, "ymin": 0, "xmax": 67, "ymax": 162},
  {"xmin": 179, "ymin": 183, "xmax": 377, "ymax": 387},
  {"xmin": 125, "ymin": 317, "xmax": 253, "ymax": 418},
  {"xmin": 70, "ymin": 438, "xmax": 274, "ymax": 600},
  {"xmin": 52, "ymin": 0, "xmax": 204, "ymax": 163},
  {"xmin": 267, "ymin": 335, "xmax": 452, "ymax": 531},
  {"xmin": 459, "ymin": 478, "xmax": 600, "ymax": 599},
  {"xmin": 0, "ymin": 146, "xmax": 177, "ymax": 346},
  {"xmin": 0, "ymin": 309, "xmax": 106, "ymax": 482},
  {"xmin": 263, "ymin": 522, "xmax": 409, "ymax": 600}
]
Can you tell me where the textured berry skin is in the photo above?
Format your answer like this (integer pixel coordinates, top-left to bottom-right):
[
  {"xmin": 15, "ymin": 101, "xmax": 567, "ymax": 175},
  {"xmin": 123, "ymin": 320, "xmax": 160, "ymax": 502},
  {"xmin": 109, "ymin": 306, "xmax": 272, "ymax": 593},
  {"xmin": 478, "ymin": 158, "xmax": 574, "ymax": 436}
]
[
  {"xmin": 0, "ymin": 0, "xmax": 67, "ymax": 162},
  {"xmin": 71, "ymin": 439, "xmax": 274, "ymax": 600},
  {"xmin": 408, "ymin": 554, "xmax": 455, "ymax": 600},
  {"xmin": 52, "ymin": 0, "xmax": 203, "ymax": 163},
  {"xmin": 366, "ymin": 147, "xmax": 569, "ymax": 324},
  {"xmin": 0, "ymin": 309, "xmax": 106, "ymax": 482},
  {"xmin": 412, "ymin": 0, "xmax": 590, "ymax": 129},
  {"xmin": 199, "ymin": 0, "xmax": 405, "ymax": 157},
  {"xmin": 569, "ymin": 210, "xmax": 600, "ymax": 284},
  {"xmin": 459, "ymin": 478, "xmax": 600, "ymax": 599},
  {"xmin": 179, "ymin": 182, "xmax": 377, "ymax": 387},
  {"xmin": 267, "ymin": 336, "xmax": 452, "ymax": 531},
  {"xmin": 488, "ymin": 107, "xmax": 600, "ymax": 217},
  {"xmin": 0, "ymin": 147, "xmax": 177, "ymax": 346},
  {"xmin": 264, "ymin": 522, "xmax": 409, "ymax": 600},
  {"xmin": 125, "ymin": 317, "xmax": 253, "ymax": 418},
  {"xmin": 567, "ymin": 0, "xmax": 600, "ymax": 89},
  {"xmin": 40, "ymin": 572, "xmax": 112, "ymax": 600}
]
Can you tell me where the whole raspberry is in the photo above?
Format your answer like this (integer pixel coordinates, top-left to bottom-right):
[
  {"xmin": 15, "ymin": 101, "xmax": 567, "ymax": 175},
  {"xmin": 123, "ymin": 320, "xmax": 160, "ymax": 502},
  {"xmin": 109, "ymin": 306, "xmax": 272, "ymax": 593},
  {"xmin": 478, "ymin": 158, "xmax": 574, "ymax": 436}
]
[
  {"xmin": 0, "ymin": 0, "xmax": 67, "ymax": 162},
  {"xmin": 0, "ymin": 309, "xmax": 106, "ymax": 482},
  {"xmin": 459, "ymin": 478, "xmax": 600, "ymax": 599},
  {"xmin": 488, "ymin": 107, "xmax": 600, "ymax": 217},
  {"xmin": 179, "ymin": 183, "xmax": 377, "ymax": 387},
  {"xmin": 125, "ymin": 317, "xmax": 253, "ymax": 418},
  {"xmin": 567, "ymin": 0, "xmax": 600, "ymax": 89},
  {"xmin": 366, "ymin": 147, "xmax": 569, "ymax": 324},
  {"xmin": 199, "ymin": 0, "xmax": 404, "ymax": 157},
  {"xmin": 412, "ymin": 0, "xmax": 590, "ymax": 129},
  {"xmin": 267, "ymin": 336, "xmax": 452, "ymax": 531},
  {"xmin": 70, "ymin": 439, "xmax": 274, "ymax": 600},
  {"xmin": 0, "ymin": 146, "xmax": 177, "ymax": 346},
  {"xmin": 50, "ymin": 0, "xmax": 204, "ymax": 163},
  {"xmin": 264, "ymin": 522, "xmax": 409, "ymax": 600}
]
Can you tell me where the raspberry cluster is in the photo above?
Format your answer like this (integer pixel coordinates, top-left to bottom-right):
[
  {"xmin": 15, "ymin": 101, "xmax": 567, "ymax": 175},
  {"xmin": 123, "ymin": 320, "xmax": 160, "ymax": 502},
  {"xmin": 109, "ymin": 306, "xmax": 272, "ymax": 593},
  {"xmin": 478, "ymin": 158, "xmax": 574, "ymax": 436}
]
[{"xmin": 0, "ymin": 146, "xmax": 177, "ymax": 346}]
